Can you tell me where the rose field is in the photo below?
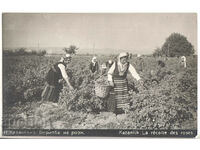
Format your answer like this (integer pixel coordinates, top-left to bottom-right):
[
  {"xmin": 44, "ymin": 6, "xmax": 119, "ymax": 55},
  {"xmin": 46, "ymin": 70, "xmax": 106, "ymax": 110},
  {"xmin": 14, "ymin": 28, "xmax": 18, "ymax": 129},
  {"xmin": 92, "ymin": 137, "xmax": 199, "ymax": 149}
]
[{"xmin": 2, "ymin": 54, "xmax": 197, "ymax": 130}]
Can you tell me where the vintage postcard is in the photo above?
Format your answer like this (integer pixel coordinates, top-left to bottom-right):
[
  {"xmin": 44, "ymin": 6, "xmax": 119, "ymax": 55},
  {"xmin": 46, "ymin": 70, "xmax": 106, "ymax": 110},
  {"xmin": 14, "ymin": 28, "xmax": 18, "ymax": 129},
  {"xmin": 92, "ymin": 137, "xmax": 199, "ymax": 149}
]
[{"xmin": 1, "ymin": 13, "xmax": 197, "ymax": 137}]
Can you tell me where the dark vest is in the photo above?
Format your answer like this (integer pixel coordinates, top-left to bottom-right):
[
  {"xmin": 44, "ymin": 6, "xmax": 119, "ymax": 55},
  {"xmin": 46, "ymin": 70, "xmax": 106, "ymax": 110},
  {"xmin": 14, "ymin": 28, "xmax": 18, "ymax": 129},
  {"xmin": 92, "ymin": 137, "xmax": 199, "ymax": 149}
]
[
  {"xmin": 106, "ymin": 61, "xmax": 114, "ymax": 68},
  {"xmin": 46, "ymin": 62, "xmax": 66, "ymax": 86},
  {"xmin": 113, "ymin": 61, "xmax": 129, "ymax": 79},
  {"xmin": 89, "ymin": 62, "xmax": 99, "ymax": 73}
]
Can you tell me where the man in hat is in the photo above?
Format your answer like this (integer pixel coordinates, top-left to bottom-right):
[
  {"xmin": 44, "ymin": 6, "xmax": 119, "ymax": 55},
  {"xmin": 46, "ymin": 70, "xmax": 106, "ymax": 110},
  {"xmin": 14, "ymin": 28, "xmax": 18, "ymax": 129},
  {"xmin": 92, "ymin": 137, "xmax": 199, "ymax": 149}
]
[{"xmin": 41, "ymin": 53, "xmax": 74, "ymax": 102}]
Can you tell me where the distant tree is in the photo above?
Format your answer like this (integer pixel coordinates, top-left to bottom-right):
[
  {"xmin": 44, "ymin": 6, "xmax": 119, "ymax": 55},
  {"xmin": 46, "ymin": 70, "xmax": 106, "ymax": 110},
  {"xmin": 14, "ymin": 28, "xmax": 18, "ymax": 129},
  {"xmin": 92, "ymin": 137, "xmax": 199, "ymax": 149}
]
[
  {"xmin": 40, "ymin": 50, "xmax": 47, "ymax": 56},
  {"xmin": 31, "ymin": 50, "xmax": 37, "ymax": 55},
  {"xmin": 36, "ymin": 49, "xmax": 46, "ymax": 56},
  {"xmin": 63, "ymin": 45, "xmax": 79, "ymax": 55},
  {"xmin": 16, "ymin": 47, "xmax": 27, "ymax": 55},
  {"xmin": 161, "ymin": 33, "xmax": 194, "ymax": 57},
  {"xmin": 153, "ymin": 47, "xmax": 162, "ymax": 57}
]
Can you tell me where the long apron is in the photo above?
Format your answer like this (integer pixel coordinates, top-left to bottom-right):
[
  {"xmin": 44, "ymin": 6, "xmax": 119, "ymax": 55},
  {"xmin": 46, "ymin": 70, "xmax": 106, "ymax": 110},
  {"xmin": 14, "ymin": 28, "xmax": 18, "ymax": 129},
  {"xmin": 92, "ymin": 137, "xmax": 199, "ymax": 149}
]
[
  {"xmin": 107, "ymin": 78, "xmax": 129, "ymax": 114},
  {"xmin": 41, "ymin": 82, "xmax": 62, "ymax": 102},
  {"xmin": 41, "ymin": 62, "xmax": 65, "ymax": 102}
]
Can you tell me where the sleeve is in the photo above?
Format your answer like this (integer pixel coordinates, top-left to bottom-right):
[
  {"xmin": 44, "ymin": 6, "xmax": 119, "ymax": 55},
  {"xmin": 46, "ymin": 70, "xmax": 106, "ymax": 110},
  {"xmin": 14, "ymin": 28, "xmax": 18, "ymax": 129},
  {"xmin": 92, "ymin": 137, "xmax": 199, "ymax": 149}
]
[
  {"xmin": 107, "ymin": 62, "xmax": 116, "ymax": 82},
  {"xmin": 58, "ymin": 64, "xmax": 69, "ymax": 79},
  {"xmin": 128, "ymin": 64, "xmax": 141, "ymax": 81}
]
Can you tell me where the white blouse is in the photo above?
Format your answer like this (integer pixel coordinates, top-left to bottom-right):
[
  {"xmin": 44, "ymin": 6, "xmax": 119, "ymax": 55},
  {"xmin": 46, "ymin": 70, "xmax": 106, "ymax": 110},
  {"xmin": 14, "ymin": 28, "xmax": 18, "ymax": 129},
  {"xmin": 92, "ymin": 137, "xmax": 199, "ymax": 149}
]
[
  {"xmin": 58, "ymin": 64, "xmax": 69, "ymax": 79},
  {"xmin": 108, "ymin": 62, "xmax": 141, "ymax": 82}
]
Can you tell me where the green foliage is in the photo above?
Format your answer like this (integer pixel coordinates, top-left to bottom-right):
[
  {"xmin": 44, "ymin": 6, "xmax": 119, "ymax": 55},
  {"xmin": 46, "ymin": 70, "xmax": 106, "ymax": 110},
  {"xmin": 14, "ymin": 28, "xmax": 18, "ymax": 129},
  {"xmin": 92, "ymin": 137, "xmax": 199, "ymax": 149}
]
[
  {"xmin": 3, "ymin": 48, "xmax": 47, "ymax": 56},
  {"xmin": 129, "ymin": 70, "xmax": 196, "ymax": 129},
  {"xmin": 3, "ymin": 55, "xmax": 54, "ymax": 106},
  {"xmin": 161, "ymin": 33, "xmax": 194, "ymax": 57},
  {"xmin": 3, "ymin": 54, "xmax": 197, "ymax": 129},
  {"xmin": 59, "ymin": 60, "xmax": 104, "ymax": 113},
  {"xmin": 153, "ymin": 47, "xmax": 162, "ymax": 57},
  {"xmin": 63, "ymin": 45, "xmax": 79, "ymax": 55}
]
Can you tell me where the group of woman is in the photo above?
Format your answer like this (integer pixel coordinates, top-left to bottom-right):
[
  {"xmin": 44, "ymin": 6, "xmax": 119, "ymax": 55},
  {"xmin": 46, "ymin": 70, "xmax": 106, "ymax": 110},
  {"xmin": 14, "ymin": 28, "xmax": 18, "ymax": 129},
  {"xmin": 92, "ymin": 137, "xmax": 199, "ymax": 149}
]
[
  {"xmin": 91, "ymin": 52, "xmax": 143, "ymax": 114},
  {"xmin": 41, "ymin": 52, "xmax": 143, "ymax": 115},
  {"xmin": 89, "ymin": 56, "xmax": 114, "ymax": 75}
]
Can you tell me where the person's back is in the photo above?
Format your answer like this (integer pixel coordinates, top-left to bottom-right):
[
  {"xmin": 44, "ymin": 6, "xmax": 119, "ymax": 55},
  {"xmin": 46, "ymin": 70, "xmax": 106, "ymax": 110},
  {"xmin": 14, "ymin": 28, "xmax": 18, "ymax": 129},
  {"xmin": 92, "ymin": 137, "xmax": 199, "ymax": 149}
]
[
  {"xmin": 46, "ymin": 61, "xmax": 66, "ymax": 86},
  {"xmin": 41, "ymin": 54, "xmax": 74, "ymax": 102},
  {"xmin": 156, "ymin": 60, "xmax": 168, "ymax": 81}
]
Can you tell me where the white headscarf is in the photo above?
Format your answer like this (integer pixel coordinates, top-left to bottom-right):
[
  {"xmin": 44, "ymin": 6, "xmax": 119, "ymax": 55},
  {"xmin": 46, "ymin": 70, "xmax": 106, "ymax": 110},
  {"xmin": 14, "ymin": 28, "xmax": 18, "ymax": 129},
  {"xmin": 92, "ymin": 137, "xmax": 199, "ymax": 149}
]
[
  {"xmin": 101, "ymin": 63, "xmax": 107, "ymax": 69},
  {"xmin": 181, "ymin": 56, "xmax": 186, "ymax": 62},
  {"xmin": 117, "ymin": 52, "xmax": 129, "ymax": 76},
  {"xmin": 108, "ymin": 60, "xmax": 113, "ymax": 64},
  {"xmin": 60, "ymin": 53, "xmax": 72, "ymax": 62},
  {"xmin": 92, "ymin": 56, "xmax": 97, "ymax": 64},
  {"xmin": 65, "ymin": 53, "xmax": 71, "ymax": 58}
]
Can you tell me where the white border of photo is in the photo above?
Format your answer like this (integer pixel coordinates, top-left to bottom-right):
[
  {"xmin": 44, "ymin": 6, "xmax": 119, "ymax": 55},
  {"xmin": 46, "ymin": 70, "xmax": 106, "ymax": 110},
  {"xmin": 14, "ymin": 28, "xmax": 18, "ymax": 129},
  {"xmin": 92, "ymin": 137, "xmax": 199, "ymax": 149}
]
[{"xmin": 0, "ymin": 0, "xmax": 199, "ymax": 150}]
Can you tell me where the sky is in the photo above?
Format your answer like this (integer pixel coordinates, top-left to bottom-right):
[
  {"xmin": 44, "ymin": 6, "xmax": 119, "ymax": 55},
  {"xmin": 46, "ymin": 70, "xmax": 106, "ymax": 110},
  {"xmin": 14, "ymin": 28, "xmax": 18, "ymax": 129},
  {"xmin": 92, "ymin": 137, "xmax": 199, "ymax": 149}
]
[{"xmin": 2, "ymin": 13, "xmax": 197, "ymax": 54}]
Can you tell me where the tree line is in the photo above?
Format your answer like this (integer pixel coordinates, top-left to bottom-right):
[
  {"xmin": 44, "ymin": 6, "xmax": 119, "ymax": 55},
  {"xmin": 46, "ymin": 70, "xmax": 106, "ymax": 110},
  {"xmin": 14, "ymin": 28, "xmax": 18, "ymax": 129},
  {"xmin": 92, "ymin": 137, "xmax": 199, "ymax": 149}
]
[
  {"xmin": 3, "ymin": 33, "xmax": 195, "ymax": 57},
  {"xmin": 153, "ymin": 33, "xmax": 195, "ymax": 57},
  {"xmin": 3, "ymin": 48, "xmax": 47, "ymax": 56}
]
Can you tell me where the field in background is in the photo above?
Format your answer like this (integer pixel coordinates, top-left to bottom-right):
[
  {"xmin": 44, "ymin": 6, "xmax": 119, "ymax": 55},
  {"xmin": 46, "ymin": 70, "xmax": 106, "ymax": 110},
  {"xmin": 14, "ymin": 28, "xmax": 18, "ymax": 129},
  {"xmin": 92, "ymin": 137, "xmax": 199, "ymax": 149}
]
[{"xmin": 2, "ymin": 54, "xmax": 197, "ymax": 129}]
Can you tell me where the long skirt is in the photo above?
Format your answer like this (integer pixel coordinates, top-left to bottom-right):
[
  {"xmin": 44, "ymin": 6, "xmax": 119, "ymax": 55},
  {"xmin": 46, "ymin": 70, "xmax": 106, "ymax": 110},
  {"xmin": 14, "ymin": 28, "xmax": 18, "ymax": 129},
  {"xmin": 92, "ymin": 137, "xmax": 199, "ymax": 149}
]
[
  {"xmin": 107, "ymin": 78, "xmax": 129, "ymax": 114},
  {"xmin": 41, "ymin": 82, "xmax": 62, "ymax": 102}
]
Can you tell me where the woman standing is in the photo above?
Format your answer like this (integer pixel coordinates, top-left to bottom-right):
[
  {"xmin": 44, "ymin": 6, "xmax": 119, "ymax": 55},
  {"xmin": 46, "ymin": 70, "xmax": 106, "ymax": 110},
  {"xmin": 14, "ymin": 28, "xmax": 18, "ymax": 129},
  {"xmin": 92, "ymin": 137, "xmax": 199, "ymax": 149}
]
[
  {"xmin": 89, "ymin": 56, "xmax": 99, "ymax": 74},
  {"xmin": 180, "ymin": 56, "xmax": 187, "ymax": 68},
  {"xmin": 41, "ymin": 54, "xmax": 74, "ymax": 102},
  {"xmin": 106, "ymin": 60, "xmax": 114, "ymax": 69},
  {"xmin": 100, "ymin": 63, "xmax": 107, "ymax": 76},
  {"xmin": 107, "ymin": 52, "xmax": 143, "ymax": 114}
]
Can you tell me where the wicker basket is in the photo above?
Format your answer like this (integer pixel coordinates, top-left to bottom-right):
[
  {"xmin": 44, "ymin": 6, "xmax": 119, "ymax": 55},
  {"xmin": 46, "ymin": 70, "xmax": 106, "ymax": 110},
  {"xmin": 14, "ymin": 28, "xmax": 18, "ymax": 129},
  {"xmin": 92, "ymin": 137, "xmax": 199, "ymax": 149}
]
[{"xmin": 95, "ymin": 82, "xmax": 110, "ymax": 98}]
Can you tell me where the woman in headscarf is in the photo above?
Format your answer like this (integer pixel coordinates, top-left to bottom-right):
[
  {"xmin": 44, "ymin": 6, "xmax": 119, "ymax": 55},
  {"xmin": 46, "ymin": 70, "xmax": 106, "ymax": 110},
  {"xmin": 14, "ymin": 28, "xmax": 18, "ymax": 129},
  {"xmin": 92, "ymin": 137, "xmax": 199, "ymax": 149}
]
[
  {"xmin": 180, "ymin": 56, "xmax": 187, "ymax": 68},
  {"xmin": 107, "ymin": 52, "xmax": 143, "ymax": 114},
  {"xmin": 100, "ymin": 63, "xmax": 107, "ymax": 76},
  {"xmin": 41, "ymin": 53, "xmax": 74, "ymax": 102},
  {"xmin": 106, "ymin": 59, "xmax": 114, "ymax": 69},
  {"xmin": 89, "ymin": 56, "xmax": 99, "ymax": 74}
]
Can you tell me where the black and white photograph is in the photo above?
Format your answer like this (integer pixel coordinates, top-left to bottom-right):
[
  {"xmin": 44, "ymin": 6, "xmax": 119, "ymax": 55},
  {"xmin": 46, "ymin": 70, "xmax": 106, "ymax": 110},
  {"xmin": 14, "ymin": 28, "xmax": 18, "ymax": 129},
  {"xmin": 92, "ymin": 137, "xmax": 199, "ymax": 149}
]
[{"xmin": 1, "ymin": 13, "xmax": 197, "ymax": 137}]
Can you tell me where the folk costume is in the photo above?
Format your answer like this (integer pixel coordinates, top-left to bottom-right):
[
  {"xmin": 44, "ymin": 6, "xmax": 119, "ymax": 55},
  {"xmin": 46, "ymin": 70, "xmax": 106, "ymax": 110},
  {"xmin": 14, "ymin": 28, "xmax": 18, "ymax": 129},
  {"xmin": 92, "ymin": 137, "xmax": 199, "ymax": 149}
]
[
  {"xmin": 180, "ymin": 56, "xmax": 187, "ymax": 68},
  {"xmin": 41, "ymin": 54, "xmax": 71, "ymax": 102},
  {"xmin": 107, "ymin": 52, "xmax": 141, "ymax": 114},
  {"xmin": 89, "ymin": 56, "xmax": 99, "ymax": 73}
]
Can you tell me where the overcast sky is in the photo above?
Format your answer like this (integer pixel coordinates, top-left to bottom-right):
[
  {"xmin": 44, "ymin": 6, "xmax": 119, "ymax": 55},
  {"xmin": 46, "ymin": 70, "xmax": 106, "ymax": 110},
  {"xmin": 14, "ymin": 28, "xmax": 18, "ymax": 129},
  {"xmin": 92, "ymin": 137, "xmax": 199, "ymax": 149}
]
[{"xmin": 2, "ymin": 13, "xmax": 197, "ymax": 54}]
